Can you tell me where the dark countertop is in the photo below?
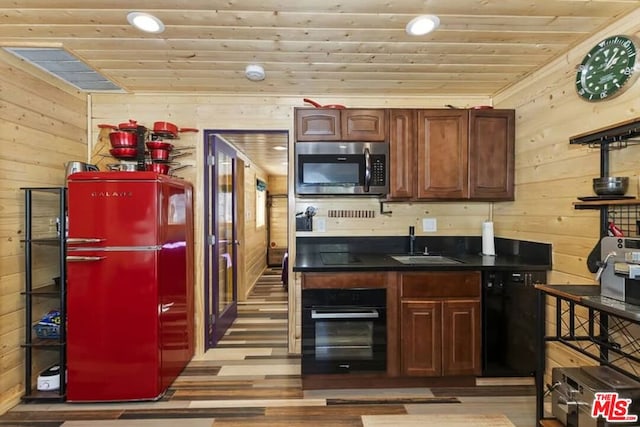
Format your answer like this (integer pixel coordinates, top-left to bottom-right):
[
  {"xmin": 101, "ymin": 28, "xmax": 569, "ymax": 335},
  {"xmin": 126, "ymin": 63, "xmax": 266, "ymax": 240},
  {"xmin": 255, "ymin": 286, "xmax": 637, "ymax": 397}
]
[
  {"xmin": 294, "ymin": 236, "xmax": 552, "ymax": 273},
  {"xmin": 294, "ymin": 251, "xmax": 549, "ymax": 272}
]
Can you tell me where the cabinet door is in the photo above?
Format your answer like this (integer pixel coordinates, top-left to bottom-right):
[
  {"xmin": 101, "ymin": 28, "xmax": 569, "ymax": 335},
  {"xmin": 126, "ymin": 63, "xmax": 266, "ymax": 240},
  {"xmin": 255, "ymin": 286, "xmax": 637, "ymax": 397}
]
[
  {"xmin": 295, "ymin": 109, "xmax": 341, "ymax": 141},
  {"xmin": 442, "ymin": 299, "xmax": 481, "ymax": 376},
  {"xmin": 468, "ymin": 109, "xmax": 515, "ymax": 200},
  {"xmin": 388, "ymin": 109, "xmax": 415, "ymax": 199},
  {"xmin": 342, "ymin": 109, "xmax": 387, "ymax": 141},
  {"xmin": 416, "ymin": 109, "xmax": 469, "ymax": 199},
  {"xmin": 401, "ymin": 300, "xmax": 441, "ymax": 376}
]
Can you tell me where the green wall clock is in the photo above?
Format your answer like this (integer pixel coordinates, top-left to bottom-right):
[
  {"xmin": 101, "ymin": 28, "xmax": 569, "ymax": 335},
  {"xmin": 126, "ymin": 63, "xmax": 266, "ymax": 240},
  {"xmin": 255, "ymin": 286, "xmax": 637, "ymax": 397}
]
[{"xmin": 576, "ymin": 35, "xmax": 638, "ymax": 101}]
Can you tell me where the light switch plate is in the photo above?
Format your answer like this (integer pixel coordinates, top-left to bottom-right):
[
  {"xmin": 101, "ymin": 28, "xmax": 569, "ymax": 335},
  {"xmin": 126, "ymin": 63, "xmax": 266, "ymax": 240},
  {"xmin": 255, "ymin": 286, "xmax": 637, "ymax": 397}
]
[
  {"xmin": 315, "ymin": 218, "xmax": 326, "ymax": 232},
  {"xmin": 422, "ymin": 218, "xmax": 437, "ymax": 232}
]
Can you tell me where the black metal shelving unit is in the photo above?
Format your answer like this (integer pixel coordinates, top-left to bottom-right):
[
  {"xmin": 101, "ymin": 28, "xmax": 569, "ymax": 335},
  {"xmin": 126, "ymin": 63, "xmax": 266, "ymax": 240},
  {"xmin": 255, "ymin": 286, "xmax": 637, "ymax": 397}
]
[
  {"xmin": 571, "ymin": 117, "xmax": 640, "ymax": 238},
  {"xmin": 535, "ymin": 285, "xmax": 640, "ymax": 425},
  {"xmin": 535, "ymin": 118, "xmax": 640, "ymax": 425},
  {"xmin": 20, "ymin": 187, "xmax": 67, "ymax": 402}
]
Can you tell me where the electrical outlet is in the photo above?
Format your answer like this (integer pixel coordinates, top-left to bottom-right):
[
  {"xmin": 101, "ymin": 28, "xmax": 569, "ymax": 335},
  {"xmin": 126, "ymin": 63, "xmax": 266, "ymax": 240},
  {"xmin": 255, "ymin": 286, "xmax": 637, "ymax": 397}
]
[
  {"xmin": 422, "ymin": 218, "xmax": 437, "ymax": 232},
  {"xmin": 315, "ymin": 218, "xmax": 326, "ymax": 233}
]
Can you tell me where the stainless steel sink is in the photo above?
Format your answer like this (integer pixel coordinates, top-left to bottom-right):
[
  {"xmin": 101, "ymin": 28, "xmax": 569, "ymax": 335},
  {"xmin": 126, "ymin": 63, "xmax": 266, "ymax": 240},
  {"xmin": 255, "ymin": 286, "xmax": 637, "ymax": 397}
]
[{"xmin": 390, "ymin": 255, "xmax": 463, "ymax": 265}]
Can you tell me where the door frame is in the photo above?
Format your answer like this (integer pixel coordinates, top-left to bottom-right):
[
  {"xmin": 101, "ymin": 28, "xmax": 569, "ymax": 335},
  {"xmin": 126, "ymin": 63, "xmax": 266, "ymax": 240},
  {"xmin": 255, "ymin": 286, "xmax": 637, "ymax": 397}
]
[
  {"xmin": 203, "ymin": 132, "xmax": 239, "ymax": 348},
  {"xmin": 202, "ymin": 129, "xmax": 290, "ymax": 350}
]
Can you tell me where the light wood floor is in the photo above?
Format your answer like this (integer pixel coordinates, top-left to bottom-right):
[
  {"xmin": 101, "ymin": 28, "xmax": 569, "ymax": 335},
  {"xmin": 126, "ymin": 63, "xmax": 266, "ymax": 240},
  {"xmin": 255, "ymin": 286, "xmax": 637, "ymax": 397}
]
[{"xmin": 0, "ymin": 268, "xmax": 537, "ymax": 426}]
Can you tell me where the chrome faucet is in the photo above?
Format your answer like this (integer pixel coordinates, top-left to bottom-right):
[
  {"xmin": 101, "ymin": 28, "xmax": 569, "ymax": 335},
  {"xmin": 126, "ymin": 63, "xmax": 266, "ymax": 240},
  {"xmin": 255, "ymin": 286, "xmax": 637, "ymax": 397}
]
[{"xmin": 409, "ymin": 226, "xmax": 416, "ymax": 255}]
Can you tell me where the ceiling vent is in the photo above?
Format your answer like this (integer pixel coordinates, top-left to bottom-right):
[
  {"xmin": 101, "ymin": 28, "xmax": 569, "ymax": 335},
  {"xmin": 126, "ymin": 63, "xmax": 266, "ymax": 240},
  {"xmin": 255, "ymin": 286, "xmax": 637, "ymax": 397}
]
[{"xmin": 3, "ymin": 47, "xmax": 123, "ymax": 92}]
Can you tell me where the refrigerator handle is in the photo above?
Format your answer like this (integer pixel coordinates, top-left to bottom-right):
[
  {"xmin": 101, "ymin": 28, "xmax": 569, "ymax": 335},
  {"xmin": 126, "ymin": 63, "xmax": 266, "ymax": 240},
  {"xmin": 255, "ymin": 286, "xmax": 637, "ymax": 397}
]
[
  {"xmin": 161, "ymin": 302, "xmax": 175, "ymax": 313},
  {"xmin": 67, "ymin": 238, "xmax": 106, "ymax": 244},
  {"xmin": 66, "ymin": 255, "xmax": 106, "ymax": 262}
]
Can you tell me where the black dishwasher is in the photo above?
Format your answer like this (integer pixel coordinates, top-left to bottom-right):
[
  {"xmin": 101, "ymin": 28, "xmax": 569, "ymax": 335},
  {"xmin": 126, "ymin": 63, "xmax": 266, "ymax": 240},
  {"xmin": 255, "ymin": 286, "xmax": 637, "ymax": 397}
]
[{"xmin": 482, "ymin": 270, "xmax": 547, "ymax": 377}]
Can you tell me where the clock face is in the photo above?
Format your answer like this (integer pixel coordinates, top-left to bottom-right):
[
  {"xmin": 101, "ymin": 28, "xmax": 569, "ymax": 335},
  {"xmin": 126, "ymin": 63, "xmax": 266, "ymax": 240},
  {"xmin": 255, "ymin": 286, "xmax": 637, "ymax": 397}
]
[{"xmin": 576, "ymin": 35, "xmax": 638, "ymax": 101}]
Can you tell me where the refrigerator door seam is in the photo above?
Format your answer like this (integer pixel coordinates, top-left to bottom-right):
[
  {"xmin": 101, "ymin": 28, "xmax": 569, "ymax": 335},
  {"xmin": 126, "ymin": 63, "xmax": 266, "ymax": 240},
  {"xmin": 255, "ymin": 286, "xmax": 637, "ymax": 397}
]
[{"xmin": 67, "ymin": 245, "xmax": 163, "ymax": 251}]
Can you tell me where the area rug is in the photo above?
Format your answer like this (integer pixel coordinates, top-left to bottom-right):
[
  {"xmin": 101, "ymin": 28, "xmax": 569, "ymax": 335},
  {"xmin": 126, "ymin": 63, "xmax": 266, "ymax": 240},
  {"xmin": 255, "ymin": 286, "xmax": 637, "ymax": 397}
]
[{"xmin": 361, "ymin": 413, "xmax": 515, "ymax": 427}]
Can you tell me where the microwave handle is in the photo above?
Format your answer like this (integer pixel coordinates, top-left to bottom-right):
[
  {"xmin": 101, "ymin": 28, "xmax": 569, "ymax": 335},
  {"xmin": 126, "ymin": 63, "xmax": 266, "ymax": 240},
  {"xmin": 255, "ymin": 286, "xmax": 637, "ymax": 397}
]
[{"xmin": 363, "ymin": 147, "xmax": 371, "ymax": 192}]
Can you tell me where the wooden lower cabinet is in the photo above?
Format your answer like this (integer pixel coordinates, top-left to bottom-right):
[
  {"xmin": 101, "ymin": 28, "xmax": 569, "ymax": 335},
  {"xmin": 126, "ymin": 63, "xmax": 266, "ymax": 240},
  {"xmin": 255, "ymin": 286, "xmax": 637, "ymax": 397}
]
[
  {"xmin": 442, "ymin": 300, "xmax": 481, "ymax": 376},
  {"xmin": 401, "ymin": 300, "xmax": 441, "ymax": 376},
  {"xmin": 400, "ymin": 271, "xmax": 481, "ymax": 377}
]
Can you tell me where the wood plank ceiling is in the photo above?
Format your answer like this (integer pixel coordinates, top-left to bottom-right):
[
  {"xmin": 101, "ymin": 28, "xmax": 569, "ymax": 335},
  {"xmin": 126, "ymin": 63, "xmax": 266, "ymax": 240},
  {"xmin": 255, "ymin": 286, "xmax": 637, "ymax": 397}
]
[
  {"xmin": 2, "ymin": 1, "xmax": 640, "ymax": 177},
  {"xmin": 2, "ymin": 0, "xmax": 640, "ymax": 97}
]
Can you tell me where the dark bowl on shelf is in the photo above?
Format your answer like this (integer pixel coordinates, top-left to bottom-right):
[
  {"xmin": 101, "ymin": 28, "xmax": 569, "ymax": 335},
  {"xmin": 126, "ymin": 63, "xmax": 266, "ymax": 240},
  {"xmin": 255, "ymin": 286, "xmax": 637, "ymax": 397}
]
[{"xmin": 593, "ymin": 176, "xmax": 629, "ymax": 196}]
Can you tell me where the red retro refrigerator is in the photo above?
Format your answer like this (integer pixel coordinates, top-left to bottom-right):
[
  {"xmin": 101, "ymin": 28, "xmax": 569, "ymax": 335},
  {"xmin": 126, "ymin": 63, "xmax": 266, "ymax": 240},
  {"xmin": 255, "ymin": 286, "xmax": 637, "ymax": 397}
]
[{"xmin": 66, "ymin": 172, "xmax": 194, "ymax": 401}]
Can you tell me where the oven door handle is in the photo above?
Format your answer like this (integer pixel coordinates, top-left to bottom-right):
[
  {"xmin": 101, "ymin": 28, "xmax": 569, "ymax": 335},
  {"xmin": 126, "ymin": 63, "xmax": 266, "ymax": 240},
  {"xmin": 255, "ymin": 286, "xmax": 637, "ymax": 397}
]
[{"xmin": 311, "ymin": 309, "xmax": 379, "ymax": 319}]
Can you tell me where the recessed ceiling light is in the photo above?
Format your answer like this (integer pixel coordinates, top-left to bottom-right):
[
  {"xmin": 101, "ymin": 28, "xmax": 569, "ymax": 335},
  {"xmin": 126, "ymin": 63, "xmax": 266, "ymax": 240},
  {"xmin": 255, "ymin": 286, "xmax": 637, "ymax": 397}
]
[
  {"xmin": 127, "ymin": 12, "xmax": 165, "ymax": 34},
  {"xmin": 406, "ymin": 15, "xmax": 440, "ymax": 36},
  {"xmin": 272, "ymin": 145, "xmax": 287, "ymax": 151}
]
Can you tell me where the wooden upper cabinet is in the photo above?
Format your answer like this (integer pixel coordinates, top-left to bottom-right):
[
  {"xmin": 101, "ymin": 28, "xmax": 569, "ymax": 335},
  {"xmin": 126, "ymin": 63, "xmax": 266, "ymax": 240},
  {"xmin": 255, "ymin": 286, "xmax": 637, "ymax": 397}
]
[
  {"xmin": 388, "ymin": 109, "xmax": 415, "ymax": 199},
  {"xmin": 341, "ymin": 109, "xmax": 387, "ymax": 141},
  {"xmin": 295, "ymin": 109, "xmax": 341, "ymax": 141},
  {"xmin": 468, "ymin": 109, "xmax": 515, "ymax": 200},
  {"xmin": 416, "ymin": 109, "xmax": 469, "ymax": 199},
  {"xmin": 295, "ymin": 108, "xmax": 386, "ymax": 141},
  {"xmin": 386, "ymin": 108, "xmax": 515, "ymax": 201}
]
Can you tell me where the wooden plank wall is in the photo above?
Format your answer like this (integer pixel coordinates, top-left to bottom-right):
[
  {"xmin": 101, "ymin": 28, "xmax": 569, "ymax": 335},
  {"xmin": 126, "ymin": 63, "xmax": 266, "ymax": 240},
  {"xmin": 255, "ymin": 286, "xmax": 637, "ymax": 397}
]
[
  {"xmin": 241, "ymin": 163, "xmax": 269, "ymax": 301},
  {"xmin": 0, "ymin": 50, "xmax": 87, "ymax": 414},
  {"xmin": 269, "ymin": 175, "xmax": 287, "ymax": 195},
  {"xmin": 268, "ymin": 197, "xmax": 288, "ymax": 250},
  {"xmin": 268, "ymin": 175, "xmax": 288, "ymax": 255},
  {"xmin": 493, "ymin": 8, "xmax": 640, "ymax": 378},
  {"xmin": 295, "ymin": 199, "xmax": 491, "ymax": 237}
]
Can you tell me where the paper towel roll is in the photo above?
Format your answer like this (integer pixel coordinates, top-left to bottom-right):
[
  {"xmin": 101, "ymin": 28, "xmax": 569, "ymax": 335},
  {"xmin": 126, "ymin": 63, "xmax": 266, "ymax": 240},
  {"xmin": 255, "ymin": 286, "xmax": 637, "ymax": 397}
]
[{"xmin": 482, "ymin": 221, "xmax": 496, "ymax": 256}]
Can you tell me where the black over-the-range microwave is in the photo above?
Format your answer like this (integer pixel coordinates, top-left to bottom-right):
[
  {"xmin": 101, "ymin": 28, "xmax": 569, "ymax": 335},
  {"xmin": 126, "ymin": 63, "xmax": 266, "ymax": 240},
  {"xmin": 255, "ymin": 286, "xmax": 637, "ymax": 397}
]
[{"xmin": 294, "ymin": 141, "xmax": 389, "ymax": 196}]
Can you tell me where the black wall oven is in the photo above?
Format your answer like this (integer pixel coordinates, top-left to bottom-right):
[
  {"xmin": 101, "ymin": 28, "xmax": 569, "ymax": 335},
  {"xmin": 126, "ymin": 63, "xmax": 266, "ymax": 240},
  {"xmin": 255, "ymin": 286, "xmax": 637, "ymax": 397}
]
[{"xmin": 302, "ymin": 288, "xmax": 386, "ymax": 374}]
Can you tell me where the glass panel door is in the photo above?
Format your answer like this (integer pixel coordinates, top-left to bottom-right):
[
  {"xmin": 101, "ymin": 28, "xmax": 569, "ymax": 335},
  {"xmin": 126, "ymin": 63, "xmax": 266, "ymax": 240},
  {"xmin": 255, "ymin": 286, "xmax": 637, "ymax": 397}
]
[
  {"xmin": 215, "ymin": 138, "xmax": 237, "ymax": 343},
  {"xmin": 204, "ymin": 134, "xmax": 238, "ymax": 348}
]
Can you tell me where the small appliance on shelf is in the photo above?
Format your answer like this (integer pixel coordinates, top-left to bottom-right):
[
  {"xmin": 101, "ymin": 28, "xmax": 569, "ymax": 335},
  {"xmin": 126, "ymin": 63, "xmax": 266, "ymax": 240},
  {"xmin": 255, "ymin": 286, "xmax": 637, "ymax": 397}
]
[
  {"xmin": 33, "ymin": 309, "xmax": 61, "ymax": 339},
  {"xmin": 37, "ymin": 365, "xmax": 64, "ymax": 391}
]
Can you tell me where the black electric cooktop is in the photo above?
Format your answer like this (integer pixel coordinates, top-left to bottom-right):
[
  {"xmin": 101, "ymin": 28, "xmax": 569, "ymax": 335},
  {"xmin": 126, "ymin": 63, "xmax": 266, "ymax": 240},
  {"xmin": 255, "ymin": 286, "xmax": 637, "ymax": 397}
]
[{"xmin": 319, "ymin": 252, "xmax": 361, "ymax": 265}]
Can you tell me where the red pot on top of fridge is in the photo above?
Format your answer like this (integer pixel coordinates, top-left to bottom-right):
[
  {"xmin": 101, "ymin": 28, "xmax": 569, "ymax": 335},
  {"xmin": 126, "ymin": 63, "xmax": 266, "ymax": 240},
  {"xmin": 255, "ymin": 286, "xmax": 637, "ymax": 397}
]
[
  {"xmin": 150, "ymin": 149, "xmax": 170, "ymax": 161},
  {"xmin": 152, "ymin": 121, "xmax": 198, "ymax": 138},
  {"xmin": 109, "ymin": 131, "xmax": 137, "ymax": 148}
]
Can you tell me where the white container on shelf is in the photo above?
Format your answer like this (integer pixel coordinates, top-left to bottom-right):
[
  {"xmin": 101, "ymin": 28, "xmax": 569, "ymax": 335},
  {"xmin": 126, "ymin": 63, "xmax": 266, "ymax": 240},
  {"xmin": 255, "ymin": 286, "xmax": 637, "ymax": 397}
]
[{"xmin": 37, "ymin": 365, "xmax": 64, "ymax": 391}]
